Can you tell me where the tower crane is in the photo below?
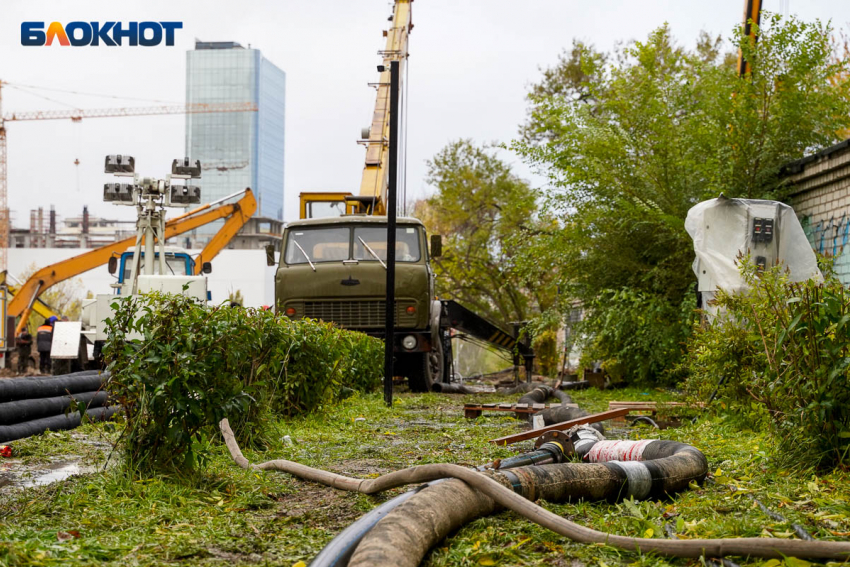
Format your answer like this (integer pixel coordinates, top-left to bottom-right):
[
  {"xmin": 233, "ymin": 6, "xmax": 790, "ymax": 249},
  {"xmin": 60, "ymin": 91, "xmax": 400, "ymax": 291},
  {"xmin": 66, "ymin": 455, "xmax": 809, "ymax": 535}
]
[{"xmin": 0, "ymin": 79, "xmax": 258, "ymax": 271}]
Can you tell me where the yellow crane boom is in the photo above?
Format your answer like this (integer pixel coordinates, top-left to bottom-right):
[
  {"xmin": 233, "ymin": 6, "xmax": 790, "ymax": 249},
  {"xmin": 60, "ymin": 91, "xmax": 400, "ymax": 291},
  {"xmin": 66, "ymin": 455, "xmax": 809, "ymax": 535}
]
[
  {"xmin": 298, "ymin": 0, "xmax": 412, "ymax": 218},
  {"xmin": 10, "ymin": 189, "xmax": 257, "ymax": 334},
  {"xmin": 358, "ymin": 0, "xmax": 412, "ymax": 214}
]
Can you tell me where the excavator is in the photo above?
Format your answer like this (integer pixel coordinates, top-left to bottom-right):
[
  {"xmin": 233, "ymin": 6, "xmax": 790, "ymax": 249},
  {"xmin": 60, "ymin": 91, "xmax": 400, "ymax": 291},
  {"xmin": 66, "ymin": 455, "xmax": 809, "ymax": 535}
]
[{"xmin": 7, "ymin": 187, "xmax": 256, "ymax": 341}]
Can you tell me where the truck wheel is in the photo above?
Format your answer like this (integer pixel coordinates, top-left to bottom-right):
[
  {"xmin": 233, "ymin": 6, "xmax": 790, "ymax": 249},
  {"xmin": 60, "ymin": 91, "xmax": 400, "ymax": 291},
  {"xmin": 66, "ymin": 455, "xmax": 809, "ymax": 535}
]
[{"xmin": 400, "ymin": 349, "xmax": 442, "ymax": 393}]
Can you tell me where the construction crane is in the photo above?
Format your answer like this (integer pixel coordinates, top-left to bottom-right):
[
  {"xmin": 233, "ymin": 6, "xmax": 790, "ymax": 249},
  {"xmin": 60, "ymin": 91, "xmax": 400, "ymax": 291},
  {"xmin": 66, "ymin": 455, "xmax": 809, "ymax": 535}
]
[
  {"xmin": 10, "ymin": 188, "xmax": 257, "ymax": 335},
  {"xmin": 299, "ymin": 0, "xmax": 412, "ymax": 218},
  {"xmin": 0, "ymin": 78, "xmax": 258, "ymax": 271},
  {"xmin": 737, "ymin": 0, "xmax": 762, "ymax": 77}
]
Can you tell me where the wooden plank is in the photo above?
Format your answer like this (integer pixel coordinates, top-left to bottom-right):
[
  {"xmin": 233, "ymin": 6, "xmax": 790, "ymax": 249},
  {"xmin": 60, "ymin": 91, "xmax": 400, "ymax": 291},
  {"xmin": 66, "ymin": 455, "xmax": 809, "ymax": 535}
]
[
  {"xmin": 499, "ymin": 403, "xmax": 512, "ymax": 409},
  {"xmin": 532, "ymin": 403, "xmax": 545, "ymax": 410},
  {"xmin": 516, "ymin": 403, "xmax": 528, "ymax": 409},
  {"xmin": 490, "ymin": 408, "xmax": 631, "ymax": 446},
  {"xmin": 483, "ymin": 403, "xmax": 496, "ymax": 408}
]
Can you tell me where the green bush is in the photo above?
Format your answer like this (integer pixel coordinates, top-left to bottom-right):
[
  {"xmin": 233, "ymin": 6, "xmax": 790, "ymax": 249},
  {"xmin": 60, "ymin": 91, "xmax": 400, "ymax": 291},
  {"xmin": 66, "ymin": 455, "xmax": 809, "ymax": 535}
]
[
  {"xmin": 578, "ymin": 288, "xmax": 695, "ymax": 385},
  {"xmin": 684, "ymin": 257, "xmax": 850, "ymax": 469},
  {"xmin": 103, "ymin": 292, "xmax": 383, "ymax": 474}
]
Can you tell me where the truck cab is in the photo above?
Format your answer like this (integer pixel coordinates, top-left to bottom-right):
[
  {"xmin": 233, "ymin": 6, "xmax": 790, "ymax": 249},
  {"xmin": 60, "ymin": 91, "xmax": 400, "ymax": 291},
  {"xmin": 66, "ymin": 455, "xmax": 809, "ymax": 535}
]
[
  {"xmin": 274, "ymin": 216, "xmax": 445, "ymax": 391},
  {"xmin": 113, "ymin": 248, "xmax": 198, "ymax": 295}
]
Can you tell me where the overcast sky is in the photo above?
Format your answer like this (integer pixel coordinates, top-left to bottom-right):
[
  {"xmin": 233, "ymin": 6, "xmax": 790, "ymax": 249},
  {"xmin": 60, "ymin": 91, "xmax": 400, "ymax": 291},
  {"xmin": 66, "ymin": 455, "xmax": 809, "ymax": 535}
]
[{"xmin": 1, "ymin": 0, "xmax": 847, "ymax": 228}]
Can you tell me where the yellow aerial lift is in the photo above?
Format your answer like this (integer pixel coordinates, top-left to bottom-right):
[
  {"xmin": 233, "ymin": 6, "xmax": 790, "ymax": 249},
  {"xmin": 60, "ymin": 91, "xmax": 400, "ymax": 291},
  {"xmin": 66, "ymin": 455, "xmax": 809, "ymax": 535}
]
[
  {"xmin": 10, "ymin": 188, "xmax": 257, "ymax": 335},
  {"xmin": 299, "ymin": 0, "xmax": 412, "ymax": 218}
]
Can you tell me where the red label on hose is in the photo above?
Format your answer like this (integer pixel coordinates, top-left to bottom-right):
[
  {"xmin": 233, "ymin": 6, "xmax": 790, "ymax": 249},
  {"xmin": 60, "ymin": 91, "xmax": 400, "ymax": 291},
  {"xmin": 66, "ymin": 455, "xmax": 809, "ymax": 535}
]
[{"xmin": 585, "ymin": 440, "xmax": 654, "ymax": 463}]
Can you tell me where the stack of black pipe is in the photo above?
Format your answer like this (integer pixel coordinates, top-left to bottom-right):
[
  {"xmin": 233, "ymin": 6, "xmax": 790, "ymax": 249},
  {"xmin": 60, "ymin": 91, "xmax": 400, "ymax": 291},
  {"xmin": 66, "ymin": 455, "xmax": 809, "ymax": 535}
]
[{"xmin": 0, "ymin": 371, "xmax": 115, "ymax": 443}]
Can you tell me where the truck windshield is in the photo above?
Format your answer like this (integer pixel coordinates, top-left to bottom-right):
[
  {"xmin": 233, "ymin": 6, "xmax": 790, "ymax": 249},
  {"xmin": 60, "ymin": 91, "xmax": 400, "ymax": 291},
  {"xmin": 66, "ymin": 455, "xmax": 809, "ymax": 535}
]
[
  {"xmin": 354, "ymin": 226, "xmax": 421, "ymax": 263},
  {"xmin": 284, "ymin": 225, "xmax": 422, "ymax": 265},
  {"xmin": 122, "ymin": 255, "xmax": 189, "ymax": 282},
  {"xmin": 285, "ymin": 227, "xmax": 350, "ymax": 264}
]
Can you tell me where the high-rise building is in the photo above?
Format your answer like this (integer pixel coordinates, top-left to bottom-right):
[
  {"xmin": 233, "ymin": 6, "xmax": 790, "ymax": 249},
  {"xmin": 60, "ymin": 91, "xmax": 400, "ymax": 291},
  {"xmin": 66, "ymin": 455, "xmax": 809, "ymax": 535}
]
[{"xmin": 185, "ymin": 41, "xmax": 285, "ymax": 237}]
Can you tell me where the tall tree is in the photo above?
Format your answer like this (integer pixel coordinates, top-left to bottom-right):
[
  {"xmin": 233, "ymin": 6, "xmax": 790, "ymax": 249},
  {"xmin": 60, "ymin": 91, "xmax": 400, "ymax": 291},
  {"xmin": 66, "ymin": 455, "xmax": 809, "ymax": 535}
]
[
  {"xmin": 510, "ymin": 15, "xmax": 850, "ymax": 383},
  {"xmin": 415, "ymin": 140, "xmax": 555, "ymax": 327}
]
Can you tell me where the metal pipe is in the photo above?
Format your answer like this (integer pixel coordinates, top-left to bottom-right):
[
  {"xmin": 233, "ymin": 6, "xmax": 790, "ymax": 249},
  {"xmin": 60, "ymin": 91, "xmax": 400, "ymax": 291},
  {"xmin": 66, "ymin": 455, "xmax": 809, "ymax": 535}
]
[{"xmin": 382, "ymin": 59, "xmax": 400, "ymax": 407}]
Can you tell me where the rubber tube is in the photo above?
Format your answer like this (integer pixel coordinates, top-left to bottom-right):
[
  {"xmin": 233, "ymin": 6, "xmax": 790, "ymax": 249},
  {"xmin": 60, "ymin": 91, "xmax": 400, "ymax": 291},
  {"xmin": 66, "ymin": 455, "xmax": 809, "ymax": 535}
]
[
  {"xmin": 0, "ymin": 371, "xmax": 108, "ymax": 402},
  {"xmin": 0, "ymin": 406, "xmax": 118, "ymax": 443},
  {"xmin": 310, "ymin": 487, "xmax": 426, "ymax": 567},
  {"xmin": 430, "ymin": 383, "xmax": 486, "ymax": 394},
  {"xmin": 517, "ymin": 386, "xmax": 553, "ymax": 405},
  {"xmin": 310, "ymin": 444, "xmax": 566, "ymax": 567},
  {"xmin": 552, "ymin": 390, "xmax": 573, "ymax": 404},
  {"xmin": 218, "ymin": 420, "xmax": 850, "ymax": 565},
  {"xmin": 560, "ymin": 380, "xmax": 590, "ymax": 390},
  {"xmin": 0, "ymin": 391, "xmax": 107, "ymax": 425}
]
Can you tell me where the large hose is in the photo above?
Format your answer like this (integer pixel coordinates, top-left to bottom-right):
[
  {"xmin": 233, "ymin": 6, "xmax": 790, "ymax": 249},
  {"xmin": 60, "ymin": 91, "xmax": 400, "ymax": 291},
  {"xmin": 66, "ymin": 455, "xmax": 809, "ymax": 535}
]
[
  {"xmin": 310, "ymin": 444, "xmax": 568, "ymax": 567},
  {"xmin": 218, "ymin": 419, "xmax": 850, "ymax": 565},
  {"xmin": 0, "ymin": 371, "xmax": 107, "ymax": 402},
  {"xmin": 517, "ymin": 385, "xmax": 553, "ymax": 405},
  {"xmin": 0, "ymin": 406, "xmax": 118, "ymax": 443},
  {"xmin": 0, "ymin": 391, "xmax": 108, "ymax": 425}
]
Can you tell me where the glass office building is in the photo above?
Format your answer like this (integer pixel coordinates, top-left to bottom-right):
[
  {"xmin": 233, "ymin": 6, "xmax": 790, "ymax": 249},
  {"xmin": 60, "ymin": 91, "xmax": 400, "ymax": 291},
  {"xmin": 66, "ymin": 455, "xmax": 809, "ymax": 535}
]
[{"xmin": 185, "ymin": 41, "xmax": 286, "ymax": 237}]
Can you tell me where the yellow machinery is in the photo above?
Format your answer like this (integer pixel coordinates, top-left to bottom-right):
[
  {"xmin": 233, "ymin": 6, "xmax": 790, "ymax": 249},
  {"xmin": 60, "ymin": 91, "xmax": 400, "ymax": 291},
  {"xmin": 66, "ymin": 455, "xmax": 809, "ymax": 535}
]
[
  {"xmin": 737, "ymin": 0, "xmax": 762, "ymax": 77},
  {"xmin": 0, "ymin": 271, "xmax": 60, "ymax": 322},
  {"xmin": 299, "ymin": 0, "xmax": 412, "ymax": 219},
  {"xmin": 10, "ymin": 188, "xmax": 257, "ymax": 334}
]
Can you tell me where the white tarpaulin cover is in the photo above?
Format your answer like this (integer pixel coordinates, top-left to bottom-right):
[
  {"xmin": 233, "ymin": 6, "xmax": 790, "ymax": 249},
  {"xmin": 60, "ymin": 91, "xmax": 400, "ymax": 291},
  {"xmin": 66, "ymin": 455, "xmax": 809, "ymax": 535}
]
[{"xmin": 685, "ymin": 196, "xmax": 822, "ymax": 297}]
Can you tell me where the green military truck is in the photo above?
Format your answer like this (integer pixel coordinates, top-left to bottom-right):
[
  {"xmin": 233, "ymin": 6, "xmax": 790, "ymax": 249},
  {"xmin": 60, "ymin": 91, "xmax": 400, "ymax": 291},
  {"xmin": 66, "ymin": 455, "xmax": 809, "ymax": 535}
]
[{"xmin": 270, "ymin": 215, "xmax": 447, "ymax": 392}]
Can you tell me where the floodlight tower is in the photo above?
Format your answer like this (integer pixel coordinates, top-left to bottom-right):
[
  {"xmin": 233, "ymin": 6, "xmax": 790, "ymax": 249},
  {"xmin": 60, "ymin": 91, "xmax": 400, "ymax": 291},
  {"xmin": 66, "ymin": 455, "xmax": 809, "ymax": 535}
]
[{"xmin": 102, "ymin": 155, "xmax": 201, "ymax": 295}]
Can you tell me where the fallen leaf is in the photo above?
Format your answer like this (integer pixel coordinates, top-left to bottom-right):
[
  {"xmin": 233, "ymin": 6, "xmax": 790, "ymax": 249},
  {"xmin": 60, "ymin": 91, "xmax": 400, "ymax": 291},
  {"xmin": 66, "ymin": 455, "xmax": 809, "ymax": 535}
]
[
  {"xmin": 57, "ymin": 530, "xmax": 80, "ymax": 542},
  {"xmin": 785, "ymin": 558, "xmax": 813, "ymax": 567},
  {"xmin": 509, "ymin": 537, "xmax": 531, "ymax": 550},
  {"xmin": 478, "ymin": 557, "xmax": 496, "ymax": 566},
  {"xmin": 292, "ymin": 562, "xmax": 307, "ymax": 567}
]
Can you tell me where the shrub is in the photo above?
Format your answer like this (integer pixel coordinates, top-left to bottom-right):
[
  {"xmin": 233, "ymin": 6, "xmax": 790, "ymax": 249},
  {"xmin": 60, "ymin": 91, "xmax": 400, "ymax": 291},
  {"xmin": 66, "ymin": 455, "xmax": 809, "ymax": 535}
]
[
  {"xmin": 684, "ymin": 257, "xmax": 850, "ymax": 469},
  {"xmin": 103, "ymin": 292, "xmax": 383, "ymax": 473},
  {"xmin": 578, "ymin": 288, "xmax": 695, "ymax": 385}
]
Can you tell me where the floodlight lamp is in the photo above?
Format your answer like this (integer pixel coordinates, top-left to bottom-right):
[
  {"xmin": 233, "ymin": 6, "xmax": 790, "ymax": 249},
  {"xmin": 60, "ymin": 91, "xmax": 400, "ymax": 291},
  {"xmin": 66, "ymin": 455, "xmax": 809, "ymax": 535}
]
[
  {"xmin": 103, "ymin": 183, "xmax": 134, "ymax": 203},
  {"xmin": 172, "ymin": 157, "xmax": 201, "ymax": 178},
  {"xmin": 105, "ymin": 155, "xmax": 135, "ymax": 174},
  {"xmin": 170, "ymin": 185, "xmax": 201, "ymax": 205}
]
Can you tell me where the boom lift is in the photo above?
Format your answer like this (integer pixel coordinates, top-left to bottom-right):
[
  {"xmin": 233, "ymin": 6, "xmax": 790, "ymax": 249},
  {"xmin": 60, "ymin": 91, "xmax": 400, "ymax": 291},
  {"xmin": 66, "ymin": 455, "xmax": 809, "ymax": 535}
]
[
  {"xmin": 277, "ymin": 0, "xmax": 533, "ymax": 391},
  {"xmin": 10, "ymin": 184, "xmax": 256, "ymax": 336}
]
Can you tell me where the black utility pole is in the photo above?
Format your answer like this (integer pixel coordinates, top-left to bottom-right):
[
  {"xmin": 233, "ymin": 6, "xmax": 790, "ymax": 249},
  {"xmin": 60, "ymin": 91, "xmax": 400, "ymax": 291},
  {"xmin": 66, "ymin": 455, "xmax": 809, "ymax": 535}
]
[{"xmin": 383, "ymin": 60, "xmax": 401, "ymax": 407}]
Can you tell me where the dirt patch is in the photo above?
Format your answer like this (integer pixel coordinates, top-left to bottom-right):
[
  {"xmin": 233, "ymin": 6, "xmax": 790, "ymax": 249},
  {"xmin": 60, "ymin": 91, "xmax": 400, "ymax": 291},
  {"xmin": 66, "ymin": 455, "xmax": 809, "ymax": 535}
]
[{"xmin": 271, "ymin": 480, "xmax": 366, "ymax": 531}]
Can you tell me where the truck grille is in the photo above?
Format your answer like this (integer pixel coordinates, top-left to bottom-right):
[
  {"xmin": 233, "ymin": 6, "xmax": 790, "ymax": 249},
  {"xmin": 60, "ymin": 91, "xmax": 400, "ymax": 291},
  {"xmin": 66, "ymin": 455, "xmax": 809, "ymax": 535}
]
[{"xmin": 299, "ymin": 300, "xmax": 418, "ymax": 328}]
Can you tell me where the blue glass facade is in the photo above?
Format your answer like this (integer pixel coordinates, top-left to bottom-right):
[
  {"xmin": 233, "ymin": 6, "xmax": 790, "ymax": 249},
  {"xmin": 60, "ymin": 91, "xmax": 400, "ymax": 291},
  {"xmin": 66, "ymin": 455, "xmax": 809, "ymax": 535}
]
[{"xmin": 185, "ymin": 42, "xmax": 285, "ymax": 235}]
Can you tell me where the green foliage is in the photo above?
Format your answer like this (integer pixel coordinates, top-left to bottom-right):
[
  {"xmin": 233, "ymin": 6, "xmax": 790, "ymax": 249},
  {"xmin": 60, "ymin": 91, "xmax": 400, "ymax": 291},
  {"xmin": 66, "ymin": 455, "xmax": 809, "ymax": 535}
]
[
  {"xmin": 579, "ymin": 288, "xmax": 695, "ymax": 385},
  {"xmin": 415, "ymin": 139, "xmax": 557, "ymax": 326},
  {"xmin": 510, "ymin": 15, "xmax": 850, "ymax": 384},
  {"xmin": 685, "ymin": 257, "xmax": 850, "ymax": 469},
  {"xmin": 103, "ymin": 293, "xmax": 383, "ymax": 474},
  {"xmin": 531, "ymin": 328, "xmax": 559, "ymax": 377}
]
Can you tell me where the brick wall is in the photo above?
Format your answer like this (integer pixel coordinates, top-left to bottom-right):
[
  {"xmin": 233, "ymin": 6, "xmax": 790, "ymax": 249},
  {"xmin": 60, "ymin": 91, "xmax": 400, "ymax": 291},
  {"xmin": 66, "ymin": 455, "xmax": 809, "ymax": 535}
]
[{"xmin": 784, "ymin": 140, "xmax": 850, "ymax": 283}]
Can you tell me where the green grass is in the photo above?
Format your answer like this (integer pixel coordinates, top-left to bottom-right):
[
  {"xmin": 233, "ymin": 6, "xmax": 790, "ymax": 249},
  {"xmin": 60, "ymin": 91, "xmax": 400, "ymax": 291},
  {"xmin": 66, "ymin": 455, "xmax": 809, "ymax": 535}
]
[{"xmin": 2, "ymin": 388, "xmax": 850, "ymax": 566}]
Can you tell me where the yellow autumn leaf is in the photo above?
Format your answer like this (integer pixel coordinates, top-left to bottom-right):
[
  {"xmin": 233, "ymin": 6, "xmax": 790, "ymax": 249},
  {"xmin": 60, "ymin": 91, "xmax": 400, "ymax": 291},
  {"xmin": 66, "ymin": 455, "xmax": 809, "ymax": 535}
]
[
  {"xmin": 643, "ymin": 527, "xmax": 654, "ymax": 538},
  {"xmin": 292, "ymin": 562, "xmax": 307, "ymax": 567},
  {"xmin": 472, "ymin": 540, "xmax": 480, "ymax": 551},
  {"xmin": 478, "ymin": 557, "xmax": 496, "ymax": 566}
]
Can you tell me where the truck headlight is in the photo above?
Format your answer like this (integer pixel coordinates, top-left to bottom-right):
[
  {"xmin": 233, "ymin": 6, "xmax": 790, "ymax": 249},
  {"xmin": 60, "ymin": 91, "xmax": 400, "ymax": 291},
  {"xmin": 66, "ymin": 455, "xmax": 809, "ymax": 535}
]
[{"xmin": 402, "ymin": 335, "xmax": 417, "ymax": 350}]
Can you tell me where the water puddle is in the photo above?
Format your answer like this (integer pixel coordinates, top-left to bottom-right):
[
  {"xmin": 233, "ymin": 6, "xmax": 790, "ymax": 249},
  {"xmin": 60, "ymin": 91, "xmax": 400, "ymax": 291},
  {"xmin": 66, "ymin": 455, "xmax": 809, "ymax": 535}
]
[{"xmin": 0, "ymin": 457, "xmax": 99, "ymax": 491}]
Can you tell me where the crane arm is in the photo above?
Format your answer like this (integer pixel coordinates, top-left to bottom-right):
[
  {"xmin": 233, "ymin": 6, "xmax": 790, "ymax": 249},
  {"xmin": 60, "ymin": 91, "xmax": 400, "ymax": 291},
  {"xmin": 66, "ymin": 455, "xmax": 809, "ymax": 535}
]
[
  {"xmin": 358, "ymin": 0, "xmax": 412, "ymax": 214},
  {"xmin": 10, "ymin": 189, "xmax": 257, "ymax": 333},
  {"xmin": 736, "ymin": 0, "xmax": 762, "ymax": 77}
]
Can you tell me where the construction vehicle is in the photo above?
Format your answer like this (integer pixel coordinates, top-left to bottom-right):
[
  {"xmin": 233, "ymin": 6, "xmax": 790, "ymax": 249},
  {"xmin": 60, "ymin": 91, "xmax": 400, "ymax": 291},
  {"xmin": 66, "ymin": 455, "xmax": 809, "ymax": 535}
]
[
  {"xmin": 274, "ymin": 0, "xmax": 533, "ymax": 391},
  {"xmin": 8, "ymin": 157, "xmax": 256, "ymax": 369}
]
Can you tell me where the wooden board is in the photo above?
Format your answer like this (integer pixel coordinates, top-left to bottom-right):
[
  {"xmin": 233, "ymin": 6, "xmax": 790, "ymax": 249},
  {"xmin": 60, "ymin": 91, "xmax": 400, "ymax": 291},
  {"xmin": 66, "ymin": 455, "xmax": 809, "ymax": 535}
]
[
  {"xmin": 463, "ymin": 402, "xmax": 579, "ymax": 420},
  {"xmin": 490, "ymin": 408, "xmax": 631, "ymax": 446}
]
